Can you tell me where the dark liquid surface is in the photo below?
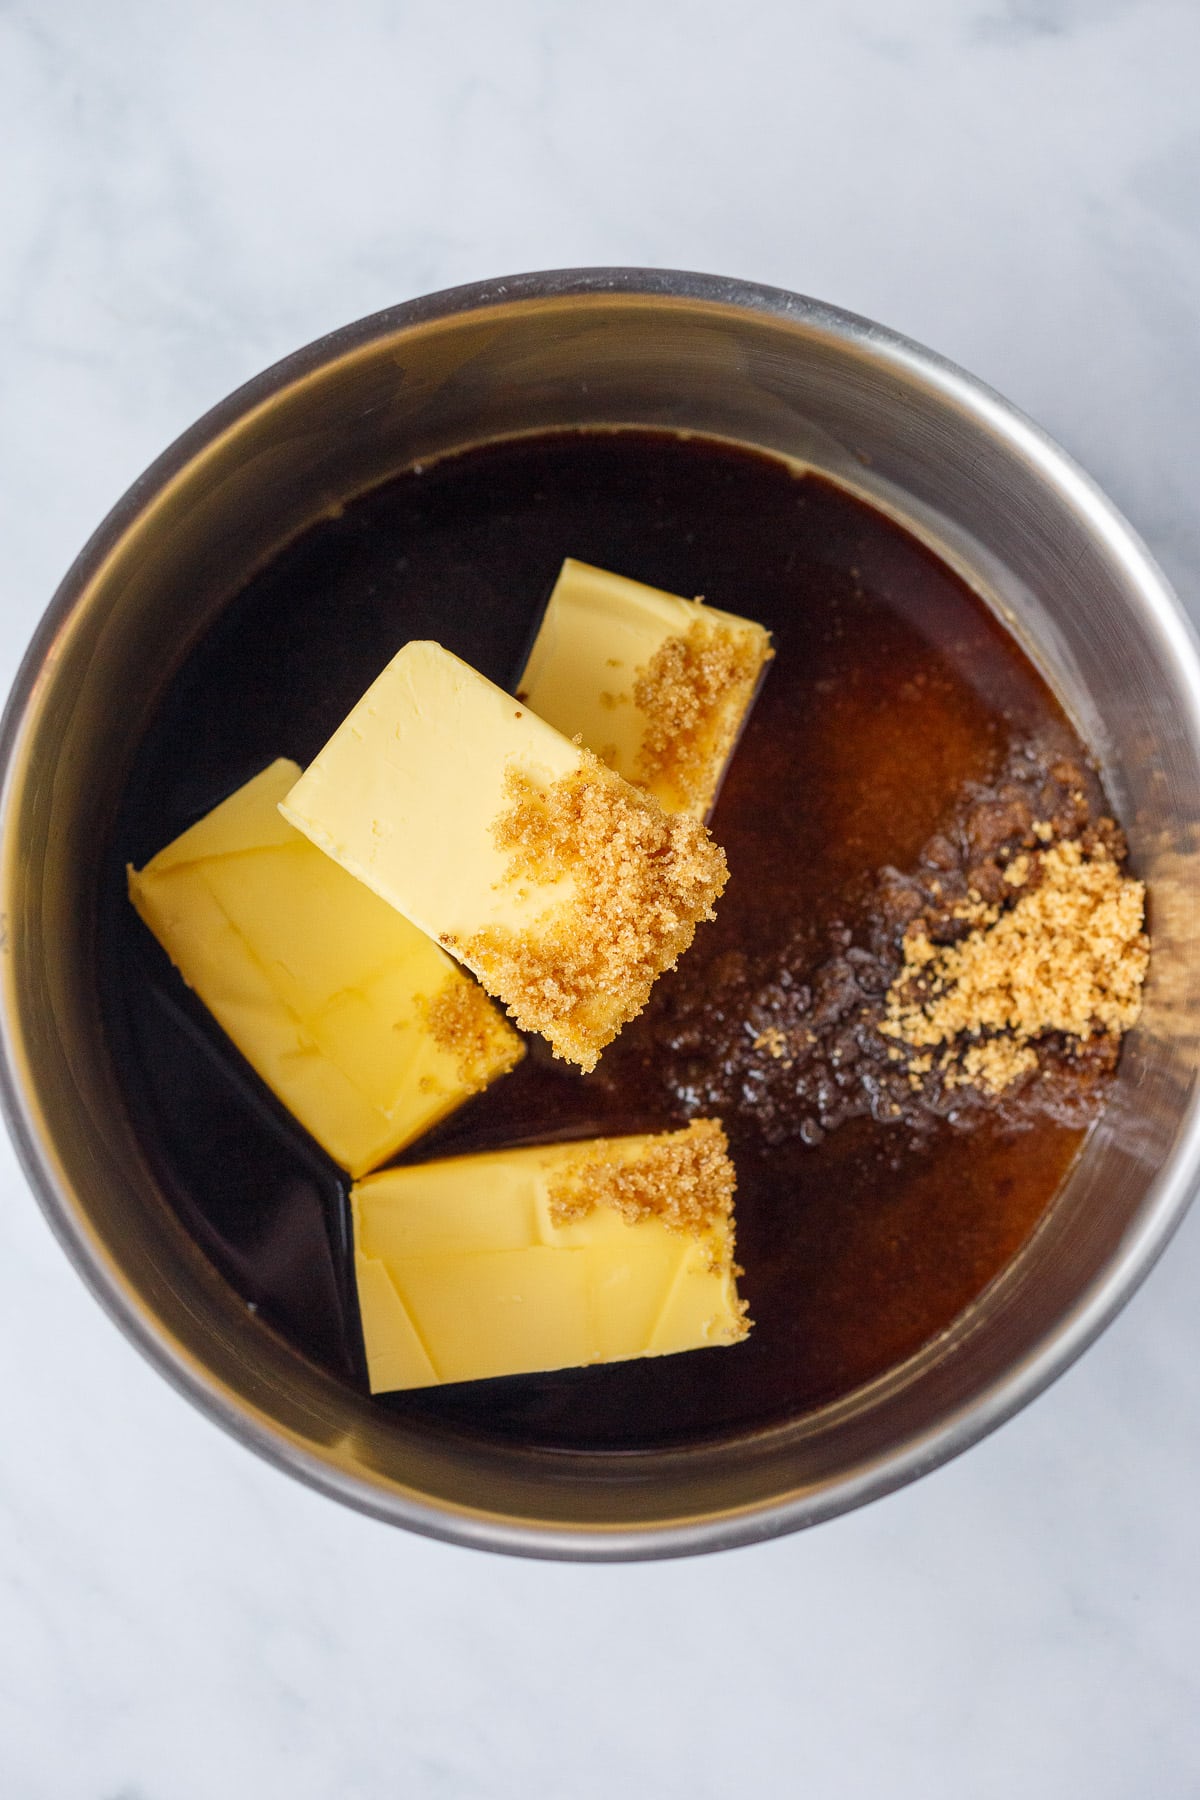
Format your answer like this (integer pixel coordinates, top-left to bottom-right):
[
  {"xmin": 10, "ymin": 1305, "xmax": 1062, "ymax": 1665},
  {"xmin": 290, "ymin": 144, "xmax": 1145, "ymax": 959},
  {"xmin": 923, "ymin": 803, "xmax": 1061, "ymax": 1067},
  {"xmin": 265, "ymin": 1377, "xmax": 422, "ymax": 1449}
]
[{"xmin": 100, "ymin": 431, "xmax": 1089, "ymax": 1449}]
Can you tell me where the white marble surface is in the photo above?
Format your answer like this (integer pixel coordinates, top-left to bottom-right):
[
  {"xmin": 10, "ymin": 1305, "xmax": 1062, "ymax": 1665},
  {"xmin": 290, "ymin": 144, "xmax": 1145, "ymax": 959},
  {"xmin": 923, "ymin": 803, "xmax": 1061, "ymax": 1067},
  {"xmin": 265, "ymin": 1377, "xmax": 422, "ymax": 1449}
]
[{"xmin": 3, "ymin": 1, "xmax": 1200, "ymax": 1793}]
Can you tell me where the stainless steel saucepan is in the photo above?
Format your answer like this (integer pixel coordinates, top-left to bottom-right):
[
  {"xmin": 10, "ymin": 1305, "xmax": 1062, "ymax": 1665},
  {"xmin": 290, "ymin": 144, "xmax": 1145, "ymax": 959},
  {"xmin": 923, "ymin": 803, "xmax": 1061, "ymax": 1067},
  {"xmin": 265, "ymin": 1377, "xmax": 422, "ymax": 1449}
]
[{"xmin": 3, "ymin": 269, "xmax": 1197, "ymax": 1558}]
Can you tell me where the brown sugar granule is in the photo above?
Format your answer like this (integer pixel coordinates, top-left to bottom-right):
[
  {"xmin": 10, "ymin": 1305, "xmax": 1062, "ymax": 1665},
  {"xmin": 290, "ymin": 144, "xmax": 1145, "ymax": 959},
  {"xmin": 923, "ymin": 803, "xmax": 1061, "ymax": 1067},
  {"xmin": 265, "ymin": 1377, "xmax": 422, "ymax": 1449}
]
[
  {"xmin": 453, "ymin": 750, "xmax": 728, "ymax": 1072},
  {"xmin": 633, "ymin": 621, "xmax": 770, "ymax": 813},
  {"xmin": 548, "ymin": 1121, "xmax": 749, "ymax": 1330},
  {"xmin": 882, "ymin": 836, "xmax": 1148, "ymax": 1093},
  {"xmin": 420, "ymin": 977, "xmax": 524, "ymax": 1092}
]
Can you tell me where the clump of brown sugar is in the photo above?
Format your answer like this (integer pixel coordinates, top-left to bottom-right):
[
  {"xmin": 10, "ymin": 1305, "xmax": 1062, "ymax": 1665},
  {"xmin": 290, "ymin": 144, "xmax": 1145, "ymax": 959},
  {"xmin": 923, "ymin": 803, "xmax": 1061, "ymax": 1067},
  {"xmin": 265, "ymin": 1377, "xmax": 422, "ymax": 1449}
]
[
  {"xmin": 421, "ymin": 977, "xmax": 523, "ymax": 1091},
  {"xmin": 549, "ymin": 1118, "xmax": 736, "ymax": 1233},
  {"xmin": 634, "ymin": 621, "xmax": 770, "ymax": 813},
  {"xmin": 753, "ymin": 1026, "xmax": 790, "ymax": 1061},
  {"xmin": 882, "ymin": 833, "xmax": 1148, "ymax": 1094},
  {"xmin": 452, "ymin": 750, "xmax": 728, "ymax": 1072}
]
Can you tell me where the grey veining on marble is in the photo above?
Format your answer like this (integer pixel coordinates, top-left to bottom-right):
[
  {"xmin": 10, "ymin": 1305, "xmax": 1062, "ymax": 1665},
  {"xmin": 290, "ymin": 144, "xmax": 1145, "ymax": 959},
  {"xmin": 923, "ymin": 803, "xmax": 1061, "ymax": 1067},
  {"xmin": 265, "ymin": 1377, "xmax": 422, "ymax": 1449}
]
[{"xmin": 2, "ymin": 1, "xmax": 1199, "ymax": 1795}]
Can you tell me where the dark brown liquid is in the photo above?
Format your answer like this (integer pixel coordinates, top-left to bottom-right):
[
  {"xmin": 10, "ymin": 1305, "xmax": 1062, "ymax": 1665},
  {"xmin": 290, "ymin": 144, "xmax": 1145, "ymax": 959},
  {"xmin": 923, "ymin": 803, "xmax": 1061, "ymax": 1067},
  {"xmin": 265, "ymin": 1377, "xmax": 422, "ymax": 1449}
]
[{"xmin": 99, "ymin": 430, "xmax": 1091, "ymax": 1449}]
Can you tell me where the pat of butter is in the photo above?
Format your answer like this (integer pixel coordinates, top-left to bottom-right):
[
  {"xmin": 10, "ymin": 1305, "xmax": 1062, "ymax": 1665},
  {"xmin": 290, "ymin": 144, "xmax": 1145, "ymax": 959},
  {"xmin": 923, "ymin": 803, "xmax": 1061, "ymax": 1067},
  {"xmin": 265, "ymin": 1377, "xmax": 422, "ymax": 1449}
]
[
  {"xmin": 518, "ymin": 559, "xmax": 772, "ymax": 818},
  {"xmin": 280, "ymin": 641, "xmax": 728, "ymax": 1071},
  {"xmin": 128, "ymin": 760, "xmax": 522, "ymax": 1177},
  {"xmin": 350, "ymin": 1123, "xmax": 749, "ymax": 1392}
]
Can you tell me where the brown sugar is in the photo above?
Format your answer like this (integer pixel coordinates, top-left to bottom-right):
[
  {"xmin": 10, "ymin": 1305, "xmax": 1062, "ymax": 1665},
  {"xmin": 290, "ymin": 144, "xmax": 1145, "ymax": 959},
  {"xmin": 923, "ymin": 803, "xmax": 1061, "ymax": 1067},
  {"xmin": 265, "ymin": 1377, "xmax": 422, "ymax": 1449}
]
[
  {"xmin": 882, "ymin": 834, "xmax": 1148, "ymax": 1094},
  {"xmin": 454, "ymin": 750, "xmax": 728, "ymax": 1072},
  {"xmin": 421, "ymin": 977, "xmax": 524, "ymax": 1092},
  {"xmin": 633, "ymin": 621, "xmax": 770, "ymax": 812},
  {"xmin": 549, "ymin": 1117, "xmax": 736, "ymax": 1234}
]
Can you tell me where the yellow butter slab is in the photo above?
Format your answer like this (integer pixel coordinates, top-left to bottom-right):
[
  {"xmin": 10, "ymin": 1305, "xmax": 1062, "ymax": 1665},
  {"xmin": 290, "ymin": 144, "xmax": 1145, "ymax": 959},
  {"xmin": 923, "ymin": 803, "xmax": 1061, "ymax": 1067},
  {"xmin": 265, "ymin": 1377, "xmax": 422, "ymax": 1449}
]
[
  {"xmin": 350, "ymin": 1132, "xmax": 748, "ymax": 1392},
  {"xmin": 518, "ymin": 558, "xmax": 772, "ymax": 817},
  {"xmin": 280, "ymin": 643, "xmax": 584, "ymax": 952},
  {"xmin": 128, "ymin": 760, "xmax": 522, "ymax": 1177},
  {"xmin": 280, "ymin": 640, "xmax": 727, "ymax": 1070}
]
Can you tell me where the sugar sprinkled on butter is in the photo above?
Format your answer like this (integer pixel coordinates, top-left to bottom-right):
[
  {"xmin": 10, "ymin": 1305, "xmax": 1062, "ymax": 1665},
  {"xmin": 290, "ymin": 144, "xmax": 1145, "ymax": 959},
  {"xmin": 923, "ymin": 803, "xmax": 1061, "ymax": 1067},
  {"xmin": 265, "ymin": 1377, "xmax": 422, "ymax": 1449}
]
[
  {"xmin": 518, "ymin": 559, "xmax": 772, "ymax": 817},
  {"xmin": 281, "ymin": 641, "xmax": 728, "ymax": 1070}
]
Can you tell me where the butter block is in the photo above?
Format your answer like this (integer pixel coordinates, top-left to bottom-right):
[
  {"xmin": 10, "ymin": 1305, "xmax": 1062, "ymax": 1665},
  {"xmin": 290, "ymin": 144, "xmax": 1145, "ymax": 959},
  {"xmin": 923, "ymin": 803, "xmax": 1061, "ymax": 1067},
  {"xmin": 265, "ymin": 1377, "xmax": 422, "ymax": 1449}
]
[
  {"xmin": 281, "ymin": 641, "xmax": 728, "ymax": 1071},
  {"xmin": 128, "ymin": 760, "xmax": 522, "ymax": 1177},
  {"xmin": 350, "ymin": 1120, "xmax": 749, "ymax": 1392},
  {"xmin": 518, "ymin": 558, "xmax": 772, "ymax": 818}
]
